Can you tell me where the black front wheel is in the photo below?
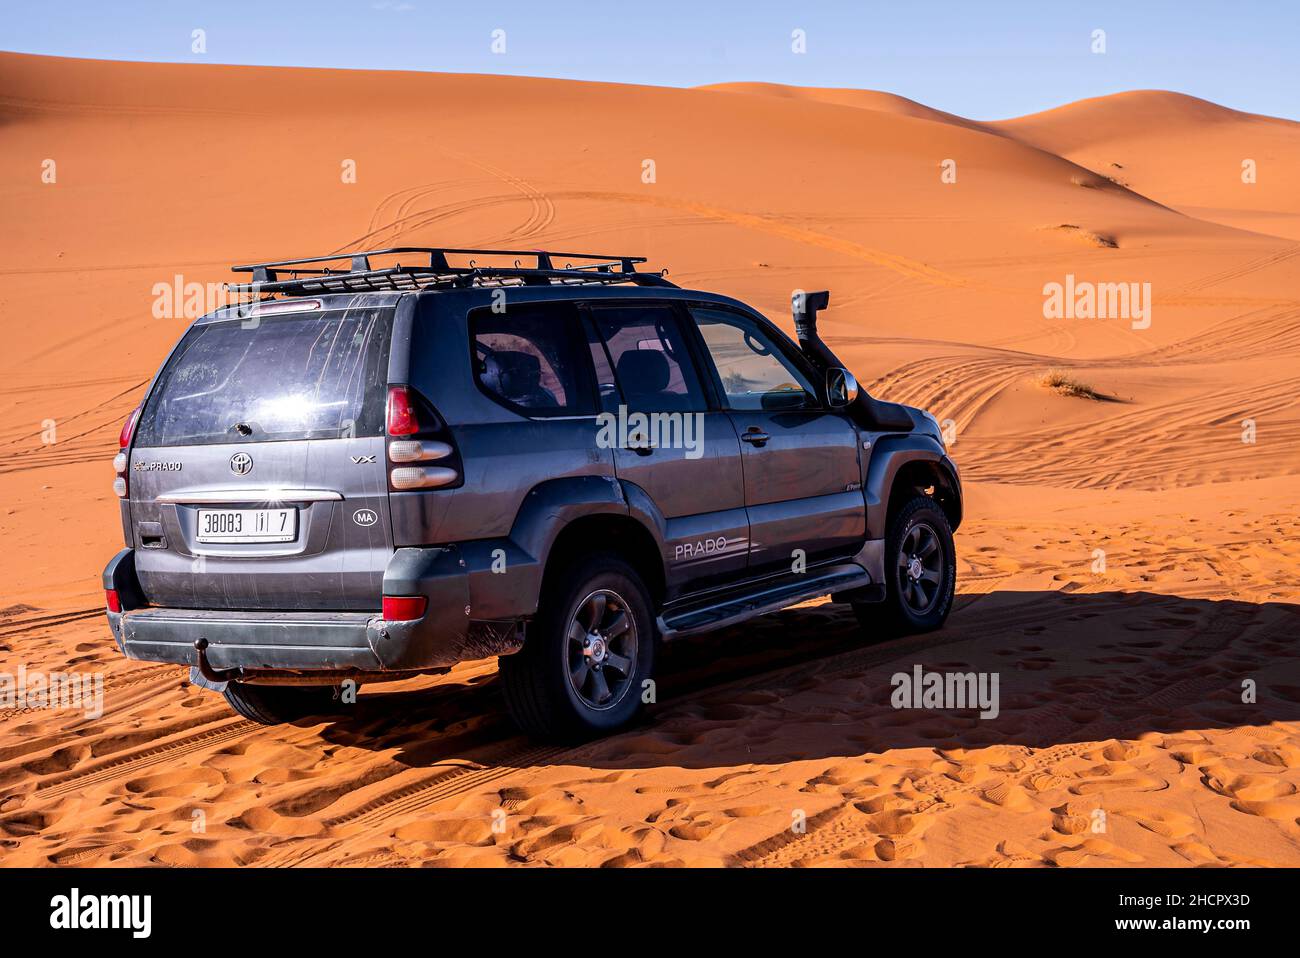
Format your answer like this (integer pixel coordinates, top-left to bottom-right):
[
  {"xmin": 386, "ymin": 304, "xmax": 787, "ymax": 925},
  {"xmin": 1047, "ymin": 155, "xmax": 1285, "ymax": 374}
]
[{"xmin": 855, "ymin": 495, "xmax": 956, "ymax": 636}]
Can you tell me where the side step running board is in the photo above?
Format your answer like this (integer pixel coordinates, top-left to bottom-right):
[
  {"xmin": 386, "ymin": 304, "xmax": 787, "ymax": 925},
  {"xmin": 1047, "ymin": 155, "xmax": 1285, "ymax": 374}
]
[{"xmin": 658, "ymin": 564, "xmax": 874, "ymax": 641}]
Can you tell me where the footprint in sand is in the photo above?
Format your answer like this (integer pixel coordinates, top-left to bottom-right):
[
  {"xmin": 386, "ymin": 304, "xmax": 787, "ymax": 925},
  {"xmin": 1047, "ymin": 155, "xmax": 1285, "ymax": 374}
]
[
  {"xmin": 123, "ymin": 766, "xmax": 224, "ymax": 799},
  {"xmin": 975, "ymin": 838, "xmax": 1041, "ymax": 867},
  {"xmin": 1200, "ymin": 766, "xmax": 1296, "ymax": 801},
  {"xmin": 807, "ymin": 762, "xmax": 885, "ymax": 789},
  {"xmin": 1110, "ymin": 805, "xmax": 1199, "ymax": 840},
  {"xmin": 1251, "ymin": 744, "xmax": 1300, "ymax": 768},
  {"xmin": 1068, "ymin": 759, "xmax": 1167, "ymax": 795},
  {"xmin": 236, "ymin": 805, "xmax": 327, "ymax": 838},
  {"xmin": 1045, "ymin": 837, "xmax": 1145, "ymax": 866},
  {"xmin": 1171, "ymin": 840, "xmax": 1224, "ymax": 865},
  {"xmin": 979, "ymin": 779, "xmax": 1034, "ymax": 810},
  {"xmin": 393, "ymin": 816, "xmax": 498, "ymax": 845},
  {"xmin": 1050, "ymin": 804, "xmax": 1094, "ymax": 836},
  {"xmin": 873, "ymin": 836, "xmax": 919, "ymax": 861},
  {"xmin": 507, "ymin": 818, "xmax": 626, "ymax": 863},
  {"xmin": 1167, "ymin": 744, "xmax": 1222, "ymax": 766},
  {"xmin": 667, "ymin": 817, "xmax": 734, "ymax": 842},
  {"xmin": 1199, "ymin": 766, "xmax": 1300, "ymax": 820}
]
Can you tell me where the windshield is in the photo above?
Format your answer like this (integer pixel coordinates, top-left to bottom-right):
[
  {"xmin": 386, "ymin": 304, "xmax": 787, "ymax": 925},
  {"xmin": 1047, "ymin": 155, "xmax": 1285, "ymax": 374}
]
[{"xmin": 135, "ymin": 306, "xmax": 392, "ymax": 447}]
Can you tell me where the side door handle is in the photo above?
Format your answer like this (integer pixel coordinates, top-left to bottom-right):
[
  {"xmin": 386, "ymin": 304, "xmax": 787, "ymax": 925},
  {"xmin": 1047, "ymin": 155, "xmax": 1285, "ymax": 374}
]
[
  {"xmin": 624, "ymin": 431, "xmax": 655, "ymax": 456},
  {"xmin": 740, "ymin": 428, "xmax": 770, "ymax": 447}
]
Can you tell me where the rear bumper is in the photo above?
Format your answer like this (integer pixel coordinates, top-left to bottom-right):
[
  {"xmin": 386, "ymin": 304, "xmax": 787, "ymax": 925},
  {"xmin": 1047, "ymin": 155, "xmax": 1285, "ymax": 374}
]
[
  {"xmin": 114, "ymin": 606, "xmax": 385, "ymax": 671},
  {"xmin": 102, "ymin": 546, "xmax": 523, "ymax": 675}
]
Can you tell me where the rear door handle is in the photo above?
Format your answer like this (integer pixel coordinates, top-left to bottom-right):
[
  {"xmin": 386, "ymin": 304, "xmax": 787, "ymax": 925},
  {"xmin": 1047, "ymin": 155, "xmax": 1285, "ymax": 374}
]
[
  {"xmin": 741, "ymin": 429, "xmax": 770, "ymax": 447},
  {"xmin": 624, "ymin": 433, "xmax": 654, "ymax": 456}
]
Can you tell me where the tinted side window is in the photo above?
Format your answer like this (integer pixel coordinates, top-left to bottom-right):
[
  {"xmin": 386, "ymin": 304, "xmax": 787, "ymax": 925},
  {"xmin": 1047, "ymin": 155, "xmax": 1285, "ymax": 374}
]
[
  {"xmin": 591, "ymin": 305, "xmax": 707, "ymax": 413},
  {"xmin": 690, "ymin": 307, "xmax": 818, "ymax": 411},
  {"xmin": 471, "ymin": 303, "xmax": 595, "ymax": 416}
]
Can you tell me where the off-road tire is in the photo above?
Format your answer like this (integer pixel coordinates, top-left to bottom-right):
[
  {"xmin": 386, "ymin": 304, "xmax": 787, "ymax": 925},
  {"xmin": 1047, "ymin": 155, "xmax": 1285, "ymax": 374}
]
[
  {"xmin": 500, "ymin": 553, "xmax": 656, "ymax": 741},
  {"xmin": 854, "ymin": 494, "xmax": 956, "ymax": 637}
]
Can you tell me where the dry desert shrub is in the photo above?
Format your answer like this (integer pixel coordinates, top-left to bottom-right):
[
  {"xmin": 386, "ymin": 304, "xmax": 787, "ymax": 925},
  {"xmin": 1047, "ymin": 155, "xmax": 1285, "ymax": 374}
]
[{"xmin": 1034, "ymin": 368, "xmax": 1113, "ymax": 401}]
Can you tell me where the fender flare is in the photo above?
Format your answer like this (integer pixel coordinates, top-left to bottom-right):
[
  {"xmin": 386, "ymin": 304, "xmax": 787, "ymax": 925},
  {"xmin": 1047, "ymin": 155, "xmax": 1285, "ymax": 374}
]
[
  {"xmin": 475, "ymin": 475, "xmax": 667, "ymax": 618},
  {"xmin": 508, "ymin": 475, "xmax": 635, "ymax": 559},
  {"xmin": 865, "ymin": 435, "xmax": 963, "ymax": 535}
]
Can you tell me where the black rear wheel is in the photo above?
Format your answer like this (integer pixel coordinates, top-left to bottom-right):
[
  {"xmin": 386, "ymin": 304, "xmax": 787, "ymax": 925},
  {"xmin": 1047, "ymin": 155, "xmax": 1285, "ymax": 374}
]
[{"xmin": 500, "ymin": 554, "xmax": 655, "ymax": 741}]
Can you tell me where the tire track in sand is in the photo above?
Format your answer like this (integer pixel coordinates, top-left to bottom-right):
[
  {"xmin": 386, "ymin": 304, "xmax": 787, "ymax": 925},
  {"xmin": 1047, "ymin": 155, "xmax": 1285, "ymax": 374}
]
[{"xmin": 257, "ymin": 596, "xmax": 1063, "ymax": 866}]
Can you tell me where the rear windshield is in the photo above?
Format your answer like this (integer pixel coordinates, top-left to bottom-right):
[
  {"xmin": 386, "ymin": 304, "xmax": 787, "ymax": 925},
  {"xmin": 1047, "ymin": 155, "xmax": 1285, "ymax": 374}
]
[{"xmin": 135, "ymin": 306, "xmax": 392, "ymax": 447}]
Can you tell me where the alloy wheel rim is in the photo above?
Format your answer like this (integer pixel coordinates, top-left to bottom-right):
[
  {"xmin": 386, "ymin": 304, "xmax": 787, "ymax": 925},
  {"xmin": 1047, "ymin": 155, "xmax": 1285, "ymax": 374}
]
[
  {"xmin": 897, "ymin": 522, "xmax": 944, "ymax": 615},
  {"xmin": 566, "ymin": 589, "xmax": 638, "ymax": 711}
]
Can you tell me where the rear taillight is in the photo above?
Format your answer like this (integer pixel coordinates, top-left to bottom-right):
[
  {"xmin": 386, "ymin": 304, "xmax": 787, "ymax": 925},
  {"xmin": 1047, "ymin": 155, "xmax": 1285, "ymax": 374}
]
[
  {"xmin": 387, "ymin": 439, "xmax": 453, "ymax": 463},
  {"xmin": 114, "ymin": 405, "xmax": 140, "ymax": 498},
  {"xmin": 386, "ymin": 385, "xmax": 420, "ymax": 436},
  {"xmin": 389, "ymin": 466, "xmax": 459, "ymax": 490},
  {"xmin": 105, "ymin": 589, "xmax": 121, "ymax": 613},
  {"xmin": 119, "ymin": 406, "xmax": 140, "ymax": 448},
  {"xmin": 382, "ymin": 595, "xmax": 426, "ymax": 621},
  {"xmin": 385, "ymin": 385, "xmax": 462, "ymax": 492}
]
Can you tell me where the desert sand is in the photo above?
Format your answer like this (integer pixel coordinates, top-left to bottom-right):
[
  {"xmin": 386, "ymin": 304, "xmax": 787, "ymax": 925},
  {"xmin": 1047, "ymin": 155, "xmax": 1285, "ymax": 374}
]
[{"xmin": 1, "ymin": 52, "xmax": 1299, "ymax": 866}]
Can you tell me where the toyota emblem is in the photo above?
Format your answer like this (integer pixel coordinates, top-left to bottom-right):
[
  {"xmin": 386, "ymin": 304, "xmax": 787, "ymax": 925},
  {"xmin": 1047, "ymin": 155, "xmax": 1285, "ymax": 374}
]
[{"xmin": 230, "ymin": 452, "xmax": 253, "ymax": 476}]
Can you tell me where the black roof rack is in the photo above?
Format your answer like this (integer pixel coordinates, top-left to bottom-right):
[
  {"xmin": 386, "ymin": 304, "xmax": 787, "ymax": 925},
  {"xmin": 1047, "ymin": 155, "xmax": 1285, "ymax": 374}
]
[{"xmin": 228, "ymin": 246, "xmax": 676, "ymax": 296}]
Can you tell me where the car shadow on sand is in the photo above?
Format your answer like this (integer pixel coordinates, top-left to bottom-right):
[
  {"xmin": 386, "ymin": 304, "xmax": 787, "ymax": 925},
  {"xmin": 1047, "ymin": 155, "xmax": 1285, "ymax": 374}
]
[{"xmin": 314, "ymin": 588, "xmax": 1300, "ymax": 772}]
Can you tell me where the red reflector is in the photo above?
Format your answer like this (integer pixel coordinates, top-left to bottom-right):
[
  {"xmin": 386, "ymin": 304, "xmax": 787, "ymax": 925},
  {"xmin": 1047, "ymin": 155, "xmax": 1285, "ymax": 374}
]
[
  {"xmin": 386, "ymin": 385, "xmax": 420, "ymax": 436},
  {"xmin": 105, "ymin": 589, "xmax": 122, "ymax": 613},
  {"xmin": 119, "ymin": 405, "xmax": 141, "ymax": 448},
  {"xmin": 382, "ymin": 595, "xmax": 426, "ymax": 621}
]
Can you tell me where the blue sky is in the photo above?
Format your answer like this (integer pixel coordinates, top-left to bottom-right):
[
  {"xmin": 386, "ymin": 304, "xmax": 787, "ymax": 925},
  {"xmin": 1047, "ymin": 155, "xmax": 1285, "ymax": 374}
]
[{"xmin": 3, "ymin": 1, "xmax": 1297, "ymax": 120}]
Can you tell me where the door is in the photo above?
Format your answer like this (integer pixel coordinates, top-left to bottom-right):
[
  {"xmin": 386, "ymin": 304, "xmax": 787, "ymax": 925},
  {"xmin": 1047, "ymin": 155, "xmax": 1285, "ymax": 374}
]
[
  {"xmin": 686, "ymin": 305, "xmax": 864, "ymax": 573},
  {"xmin": 585, "ymin": 303, "xmax": 749, "ymax": 589},
  {"xmin": 127, "ymin": 302, "xmax": 395, "ymax": 610}
]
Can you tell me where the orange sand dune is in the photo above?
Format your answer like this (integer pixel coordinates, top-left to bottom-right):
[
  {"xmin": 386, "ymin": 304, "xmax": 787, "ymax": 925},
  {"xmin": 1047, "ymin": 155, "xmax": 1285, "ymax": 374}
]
[
  {"xmin": 1, "ymin": 53, "xmax": 1299, "ymax": 867},
  {"xmin": 705, "ymin": 82, "xmax": 1300, "ymax": 240},
  {"xmin": 697, "ymin": 81, "xmax": 993, "ymax": 134},
  {"xmin": 991, "ymin": 91, "xmax": 1300, "ymax": 239}
]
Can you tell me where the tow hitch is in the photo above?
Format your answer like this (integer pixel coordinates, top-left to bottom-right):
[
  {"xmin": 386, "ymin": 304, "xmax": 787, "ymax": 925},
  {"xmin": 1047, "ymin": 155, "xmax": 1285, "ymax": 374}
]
[{"xmin": 193, "ymin": 637, "xmax": 243, "ymax": 683}]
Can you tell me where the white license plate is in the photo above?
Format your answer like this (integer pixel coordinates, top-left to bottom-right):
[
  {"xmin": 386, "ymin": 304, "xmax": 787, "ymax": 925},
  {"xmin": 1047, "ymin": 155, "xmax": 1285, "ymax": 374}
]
[{"xmin": 196, "ymin": 508, "xmax": 297, "ymax": 543}]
